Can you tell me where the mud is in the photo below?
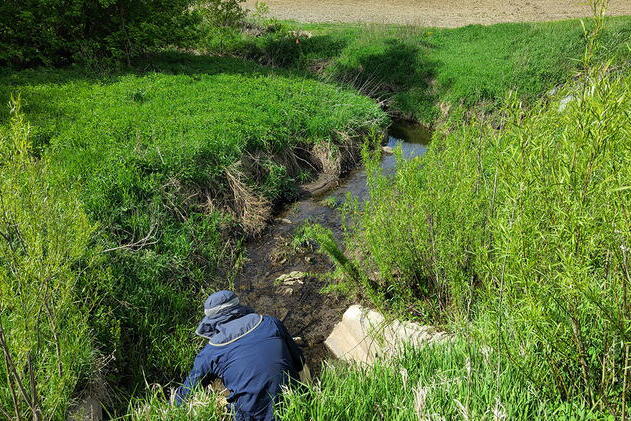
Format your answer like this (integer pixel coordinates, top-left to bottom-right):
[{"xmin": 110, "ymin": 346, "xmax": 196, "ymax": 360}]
[
  {"xmin": 244, "ymin": 0, "xmax": 631, "ymax": 27},
  {"xmin": 236, "ymin": 121, "xmax": 430, "ymax": 373}
]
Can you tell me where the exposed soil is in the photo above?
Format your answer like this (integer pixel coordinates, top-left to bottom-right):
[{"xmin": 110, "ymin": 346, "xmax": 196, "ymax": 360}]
[
  {"xmin": 235, "ymin": 122, "xmax": 430, "ymax": 373},
  {"xmin": 244, "ymin": 0, "xmax": 631, "ymax": 27}
]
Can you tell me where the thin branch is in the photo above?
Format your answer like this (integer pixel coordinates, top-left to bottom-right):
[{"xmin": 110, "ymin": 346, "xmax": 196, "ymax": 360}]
[
  {"xmin": 101, "ymin": 224, "xmax": 158, "ymax": 253},
  {"xmin": 0, "ymin": 318, "xmax": 33, "ymax": 412}
]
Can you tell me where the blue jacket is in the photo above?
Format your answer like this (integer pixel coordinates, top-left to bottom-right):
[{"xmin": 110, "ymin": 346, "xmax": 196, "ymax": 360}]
[{"xmin": 175, "ymin": 291, "xmax": 303, "ymax": 421}]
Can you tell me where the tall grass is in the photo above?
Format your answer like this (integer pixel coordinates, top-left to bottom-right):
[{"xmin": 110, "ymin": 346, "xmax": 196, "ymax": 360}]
[
  {"xmin": 124, "ymin": 338, "xmax": 605, "ymax": 420},
  {"xmin": 124, "ymin": 387, "xmax": 223, "ymax": 421},
  {"xmin": 349, "ymin": 65, "xmax": 631, "ymax": 415},
  {"xmin": 276, "ymin": 339, "xmax": 607, "ymax": 420}
]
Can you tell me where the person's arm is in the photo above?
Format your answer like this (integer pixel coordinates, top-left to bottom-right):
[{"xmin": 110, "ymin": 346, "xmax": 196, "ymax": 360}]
[
  {"xmin": 275, "ymin": 319, "xmax": 304, "ymax": 372},
  {"xmin": 174, "ymin": 345, "xmax": 216, "ymax": 405}
]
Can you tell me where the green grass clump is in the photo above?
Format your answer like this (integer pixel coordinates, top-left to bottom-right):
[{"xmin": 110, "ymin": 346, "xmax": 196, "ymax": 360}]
[
  {"xmin": 210, "ymin": 16, "xmax": 631, "ymax": 123},
  {"xmin": 277, "ymin": 339, "xmax": 605, "ymax": 420},
  {"xmin": 125, "ymin": 387, "xmax": 223, "ymax": 421},
  {"xmin": 0, "ymin": 54, "xmax": 386, "ymax": 414},
  {"xmin": 349, "ymin": 67, "xmax": 631, "ymax": 416}
]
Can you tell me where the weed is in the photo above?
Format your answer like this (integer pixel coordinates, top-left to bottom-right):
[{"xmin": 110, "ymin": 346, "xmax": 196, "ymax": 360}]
[{"xmin": 351, "ymin": 68, "xmax": 631, "ymax": 415}]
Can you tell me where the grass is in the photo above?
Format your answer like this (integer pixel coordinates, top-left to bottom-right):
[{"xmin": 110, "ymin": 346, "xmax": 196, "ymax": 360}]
[
  {"xmin": 205, "ymin": 15, "xmax": 631, "ymax": 123},
  {"xmin": 277, "ymin": 339, "xmax": 609, "ymax": 420},
  {"xmin": 0, "ymin": 53, "xmax": 386, "ymax": 416},
  {"xmin": 340, "ymin": 62, "xmax": 631, "ymax": 416},
  {"xmin": 126, "ymin": 338, "xmax": 607, "ymax": 420}
]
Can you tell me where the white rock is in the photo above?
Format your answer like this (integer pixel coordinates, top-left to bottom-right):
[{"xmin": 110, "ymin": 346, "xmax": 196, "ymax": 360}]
[
  {"xmin": 558, "ymin": 95, "xmax": 575, "ymax": 112},
  {"xmin": 324, "ymin": 305, "xmax": 450, "ymax": 364}
]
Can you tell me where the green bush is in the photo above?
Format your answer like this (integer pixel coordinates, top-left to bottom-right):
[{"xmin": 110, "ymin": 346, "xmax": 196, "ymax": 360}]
[
  {"xmin": 201, "ymin": 0, "xmax": 246, "ymax": 28},
  {"xmin": 277, "ymin": 339, "xmax": 605, "ymax": 420},
  {"xmin": 351, "ymin": 70, "xmax": 631, "ymax": 415},
  {"xmin": 0, "ymin": 56, "xmax": 386, "ymax": 412},
  {"xmin": 0, "ymin": 0, "xmax": 201, "ymax": 67},
  {"xmin": 0, "ymin": 97, "xmax": 100, "ymax": 419}
]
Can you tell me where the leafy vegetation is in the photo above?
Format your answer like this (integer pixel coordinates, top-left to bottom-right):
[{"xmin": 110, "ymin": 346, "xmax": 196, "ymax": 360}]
[
  {"xmin": 340, "ymin": 61, "xmax": 631, "ymax": 416},
  {"xmin": 0, "ymin": 97, "xmax": 101, "ymax": 419},
  {"xmin": 0, "ymin": 0, "xmax": 202, "ymax": 67},
  {"xmin": 201, "ymin": 15, "xmax": 631, "ymax": 123},
  {"xmin": 0, "ymin": 55, "xmax": 386, "ymax": 416}
]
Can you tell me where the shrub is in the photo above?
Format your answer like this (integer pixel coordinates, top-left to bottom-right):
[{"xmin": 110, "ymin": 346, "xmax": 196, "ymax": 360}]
[
  {"xmin": 352, "ymin": 70, "xmax": 631, "ymax": 415},
  {"xmin": 0, "ymin": 0, "xmax": 201, "ymax": 67},
  {"xmin": 0, "ymin": 97, "xmax": 100, "ymax": 419},
  {"xmin": 201, "ymin": 0, "xmax": 246, "ymax": 28}
]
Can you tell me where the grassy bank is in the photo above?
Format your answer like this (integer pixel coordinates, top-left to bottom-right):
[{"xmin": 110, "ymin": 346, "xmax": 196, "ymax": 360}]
[
  {"xmin": 334, "ymin": 64, "xmax": 631, "ymax": 416},
  {"xmin": 0, "ymin": 54, "xmax": 386, "ymax": 417},
  {"xmin": 204, "ymin": 15, "xmax": 631, "ymax": 123}
]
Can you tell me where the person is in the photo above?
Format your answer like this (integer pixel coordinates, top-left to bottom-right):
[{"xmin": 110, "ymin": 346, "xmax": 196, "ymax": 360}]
[{"xmin": 175, "ymin": 290, "xmax": 304, "ymax": 421}]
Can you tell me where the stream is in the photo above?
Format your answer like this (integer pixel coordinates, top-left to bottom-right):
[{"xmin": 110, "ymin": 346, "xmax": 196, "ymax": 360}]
[{"xmin": 235, "ymin": 120, "xmax": 430, "ymax": 372}]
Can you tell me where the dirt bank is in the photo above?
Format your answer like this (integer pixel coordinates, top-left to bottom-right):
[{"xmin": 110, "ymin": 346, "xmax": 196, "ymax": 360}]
[{"xmin": 244, "ymin": 0, "xmax": 631, "ymax": 27}]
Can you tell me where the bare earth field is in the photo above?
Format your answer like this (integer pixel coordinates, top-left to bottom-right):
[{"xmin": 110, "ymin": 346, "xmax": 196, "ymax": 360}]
[{"xmin": 244, "ymin": 0, "xmax": 631, "ymax": 27}]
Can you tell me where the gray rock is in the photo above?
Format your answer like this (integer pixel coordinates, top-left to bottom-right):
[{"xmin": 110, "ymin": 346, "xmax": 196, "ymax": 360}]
[{"xmin": 558, "ymin": 95, "xmax": 575, "ymax": 112}]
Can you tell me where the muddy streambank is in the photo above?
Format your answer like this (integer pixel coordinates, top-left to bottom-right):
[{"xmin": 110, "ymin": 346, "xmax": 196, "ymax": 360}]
[{"xmin": 235, "ymin": 121, "xmax": 430, "ymax": 373}]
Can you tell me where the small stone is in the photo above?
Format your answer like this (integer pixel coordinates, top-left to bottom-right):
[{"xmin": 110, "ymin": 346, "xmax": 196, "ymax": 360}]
[
  {"xmin": 558, "ymin": 95, "xmax": 574, "ymax": 112},
  {"xmin": 276, "ymin": 271, "xmax": 307, "ymax": 283},
  {"xmin": 382, "ymin": 146, "xmax": 394, "ymax": 154}
]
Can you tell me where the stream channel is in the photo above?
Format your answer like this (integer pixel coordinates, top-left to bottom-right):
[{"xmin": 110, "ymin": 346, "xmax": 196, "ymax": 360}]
[{"xmin": 235, "ymin": 121, "xmax": 431, "ymax": 372}]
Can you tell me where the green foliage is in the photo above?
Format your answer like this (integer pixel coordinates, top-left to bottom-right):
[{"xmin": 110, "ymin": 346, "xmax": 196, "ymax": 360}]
[
  {"xmin": 277, "ymin": 339, "xmax": 606, "ymax": 420},
  {"xmin": 0, "ymin": 97, "xmax": 100, "ymax": 419},
  {"xmin": 200, "ymin": 0, "xmax": 246, "ymax": 28},
  {"xmin": 207, "ymin": 16, "xmax": 631, "ymax": 123},
  {"xmin": 0, "ymin": 55, "xmax": 386, "ymax": 414},
  {"xmin": 0, "ymin": 0, "xmax": 201, "ymax": 66},
  {"xmin": 352, "ymin": 70, "xmax": 631, "ymax": 415}
]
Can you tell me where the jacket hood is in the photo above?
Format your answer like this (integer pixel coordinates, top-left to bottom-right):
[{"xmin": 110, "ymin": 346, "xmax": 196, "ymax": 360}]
[{"xmin": 195, "ymin": 290, "xmax": 262, "ymax": 346}]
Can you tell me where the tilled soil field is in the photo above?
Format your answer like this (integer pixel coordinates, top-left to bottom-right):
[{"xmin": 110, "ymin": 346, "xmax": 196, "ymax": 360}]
[{"xmin": 244, "ymin": 0, "xmax": 631, "ymax": 27}]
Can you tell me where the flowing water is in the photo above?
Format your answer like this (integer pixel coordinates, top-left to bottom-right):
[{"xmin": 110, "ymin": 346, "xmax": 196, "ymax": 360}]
[{"xmin": 235, "ymin": 120, "xmax": 430, "ymax": 371}]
